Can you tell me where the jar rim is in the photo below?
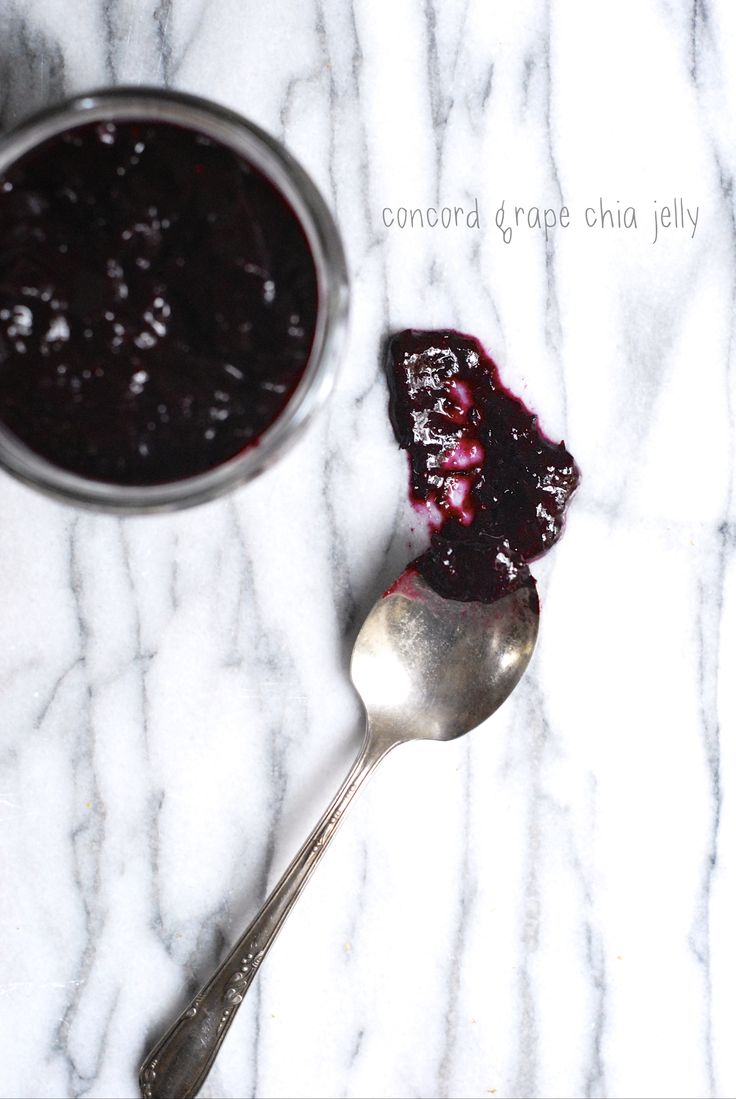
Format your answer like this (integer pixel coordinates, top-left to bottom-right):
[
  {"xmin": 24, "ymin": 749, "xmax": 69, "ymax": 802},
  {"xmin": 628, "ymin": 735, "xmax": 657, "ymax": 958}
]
[{"xmin": 0, "ymin": 86, "xmax": 349, "ymax": 513}]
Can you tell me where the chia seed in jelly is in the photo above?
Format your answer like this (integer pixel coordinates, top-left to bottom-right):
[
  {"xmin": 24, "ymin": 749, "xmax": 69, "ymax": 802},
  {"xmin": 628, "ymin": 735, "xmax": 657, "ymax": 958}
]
[
  {"xmin": 386, "ymin": 329, "xmax": 579, "ymax": 603},
  {"xmin": 0, "ymin": 119, "xmax": 319, "ymax": 485}
]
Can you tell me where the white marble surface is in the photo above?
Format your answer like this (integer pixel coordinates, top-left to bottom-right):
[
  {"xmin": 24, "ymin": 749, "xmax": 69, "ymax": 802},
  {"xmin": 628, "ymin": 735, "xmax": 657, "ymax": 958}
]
[{"xmin": 1, "ymin": 1, "xmax": 735, "ymax": 1097}]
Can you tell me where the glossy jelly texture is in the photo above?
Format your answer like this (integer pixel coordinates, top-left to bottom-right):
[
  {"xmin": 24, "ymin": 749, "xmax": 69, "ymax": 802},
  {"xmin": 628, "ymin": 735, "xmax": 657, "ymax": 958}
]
[
  {"xmin": 0, "ymin": 119, "xmax": 318, "ymax": 485},
  {"xmin": 386, "ymin": 329, "xmax": 579, "ymax": 603}
]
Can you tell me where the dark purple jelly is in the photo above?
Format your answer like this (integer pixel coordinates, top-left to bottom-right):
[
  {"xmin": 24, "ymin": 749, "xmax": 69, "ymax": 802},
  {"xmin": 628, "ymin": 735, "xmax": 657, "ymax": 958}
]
[
  {"xmin": 0, "ymin": 119, "xmax": 318, "ymax": 485},
  {"xmin": 386, "ymin": 329, "xmax": 579, "ymax": 603}
]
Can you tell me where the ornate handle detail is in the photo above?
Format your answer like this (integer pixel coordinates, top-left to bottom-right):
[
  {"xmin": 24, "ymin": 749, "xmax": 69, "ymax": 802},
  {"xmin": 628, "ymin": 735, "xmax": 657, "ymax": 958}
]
[{"xmin": 140, "ymin": 728, "xmax": 393, "ymax": 1099}]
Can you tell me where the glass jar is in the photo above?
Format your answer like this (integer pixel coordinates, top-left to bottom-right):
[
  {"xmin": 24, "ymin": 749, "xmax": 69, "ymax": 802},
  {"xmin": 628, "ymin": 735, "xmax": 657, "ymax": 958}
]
[{"xmin": 0, "ymin": 87, "xmax": 349, "ymax": 511}]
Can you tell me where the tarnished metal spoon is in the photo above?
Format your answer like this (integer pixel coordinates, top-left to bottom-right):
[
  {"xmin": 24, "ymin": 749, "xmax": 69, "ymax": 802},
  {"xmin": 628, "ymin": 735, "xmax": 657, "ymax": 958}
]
[{"xmin": 140, "ymin": 568, "xmax": 540, "ymax": 1099}]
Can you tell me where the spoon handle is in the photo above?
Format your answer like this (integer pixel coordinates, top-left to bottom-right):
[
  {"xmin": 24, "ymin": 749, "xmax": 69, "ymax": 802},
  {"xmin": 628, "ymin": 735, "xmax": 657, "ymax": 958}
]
[{"xmin": 139, "ymin": 728, "xmax": 392, "ymax": 1099}]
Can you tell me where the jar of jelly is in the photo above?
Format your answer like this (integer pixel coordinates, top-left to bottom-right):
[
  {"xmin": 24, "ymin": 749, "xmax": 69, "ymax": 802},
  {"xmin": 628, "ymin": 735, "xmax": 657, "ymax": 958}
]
[{"xmin": 0, "ymin": 88, "xmax": 348, "ymax": 510}]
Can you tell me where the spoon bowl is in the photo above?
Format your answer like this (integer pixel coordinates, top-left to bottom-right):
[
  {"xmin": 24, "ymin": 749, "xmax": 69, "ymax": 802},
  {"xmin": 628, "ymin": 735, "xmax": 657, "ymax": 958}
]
[
  {"xmin": 352, "ymin": 570, "xmax": 539, "ymax": 743},
  {"xmin": 140, "ymin": 569, "xmax": 540, "ymax": 1099}
]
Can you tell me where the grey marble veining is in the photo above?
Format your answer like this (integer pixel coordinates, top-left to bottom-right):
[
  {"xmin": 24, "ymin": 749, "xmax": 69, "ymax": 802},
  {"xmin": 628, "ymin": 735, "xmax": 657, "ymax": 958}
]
[{"xmin": 0, "ymin": 1, "xmax": 735, "ymax": 1097}]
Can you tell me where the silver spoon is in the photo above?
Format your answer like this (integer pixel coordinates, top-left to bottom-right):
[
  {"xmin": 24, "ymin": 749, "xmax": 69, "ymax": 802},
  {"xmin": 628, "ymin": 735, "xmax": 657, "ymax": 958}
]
[{"xmin": 139, "ymin": 568, "xmax": 539, "ymax": 1099}]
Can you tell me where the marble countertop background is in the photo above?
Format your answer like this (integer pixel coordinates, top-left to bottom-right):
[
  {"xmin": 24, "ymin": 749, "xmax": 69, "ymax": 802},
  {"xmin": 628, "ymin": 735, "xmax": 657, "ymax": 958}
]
[{"xmin": 1, "ymin": 1, "xmax": 735, "ymax": 1097}]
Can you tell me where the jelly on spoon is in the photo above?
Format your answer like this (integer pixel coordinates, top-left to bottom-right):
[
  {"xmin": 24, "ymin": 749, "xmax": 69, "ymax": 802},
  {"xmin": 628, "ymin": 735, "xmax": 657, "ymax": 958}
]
[{"xmin": 140, "ymin": 327, "xmax": 578, "ymax": 1098}]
